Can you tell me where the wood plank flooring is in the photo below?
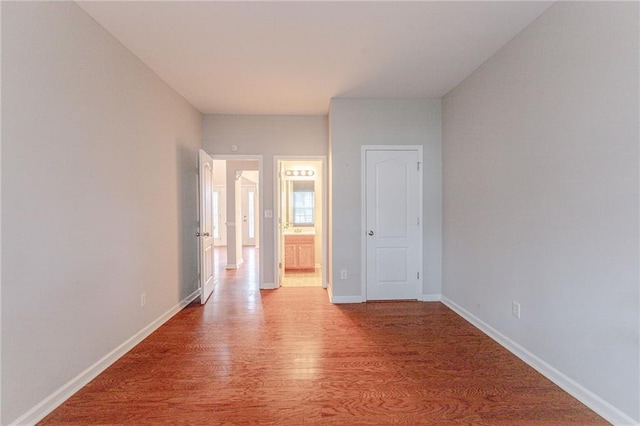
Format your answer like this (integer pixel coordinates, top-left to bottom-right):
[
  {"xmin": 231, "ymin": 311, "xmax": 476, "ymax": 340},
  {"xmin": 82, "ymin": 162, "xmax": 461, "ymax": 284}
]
[{"xmin": 41, "ymin": 249, "xmax": 607, "ymax": 425}]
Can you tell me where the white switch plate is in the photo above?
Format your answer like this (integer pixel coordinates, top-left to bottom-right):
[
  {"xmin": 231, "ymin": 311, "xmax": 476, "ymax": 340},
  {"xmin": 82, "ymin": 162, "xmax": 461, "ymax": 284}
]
[
  {"xmin": 340, "ymin": 269, "xmax": 347, "ymax": 279},
  {"xmin": 264, "ymin": 209, "xmax": 273, "ymax": 218}
]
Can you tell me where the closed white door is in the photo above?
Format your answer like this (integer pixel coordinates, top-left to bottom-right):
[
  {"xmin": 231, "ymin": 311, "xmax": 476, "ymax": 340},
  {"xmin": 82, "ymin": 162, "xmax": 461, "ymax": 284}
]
[
  {"xmin": 365, "ymin": 149, "xmax": 421, "ymax": 300},
  {"xmin": 199, "ymin": 150, "xmax": 216, "ymax": 304}
]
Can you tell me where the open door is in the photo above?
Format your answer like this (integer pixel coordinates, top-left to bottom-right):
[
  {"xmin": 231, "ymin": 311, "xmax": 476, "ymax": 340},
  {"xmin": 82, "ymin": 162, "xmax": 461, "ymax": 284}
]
[{"xmin": 199, "ymin": 149, "xmax": 216, "ymax": 304}]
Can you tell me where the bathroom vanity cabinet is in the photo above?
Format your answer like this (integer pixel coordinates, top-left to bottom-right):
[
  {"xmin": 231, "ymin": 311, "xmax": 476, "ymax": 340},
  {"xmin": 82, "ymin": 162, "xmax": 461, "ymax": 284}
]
[{"xmin": 284, "ymin": 234, "xmax": 315, "ymax": 271}]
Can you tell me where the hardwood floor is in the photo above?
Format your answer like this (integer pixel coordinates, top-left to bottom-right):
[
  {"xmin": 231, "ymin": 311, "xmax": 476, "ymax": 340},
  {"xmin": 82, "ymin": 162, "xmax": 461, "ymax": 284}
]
[{"xmin": 40, "ymin": 249, "xmax": 606, "ymax": 425}]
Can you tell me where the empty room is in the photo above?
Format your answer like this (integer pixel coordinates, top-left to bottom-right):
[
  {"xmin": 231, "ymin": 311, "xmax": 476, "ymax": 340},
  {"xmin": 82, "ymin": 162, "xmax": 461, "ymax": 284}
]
[{"xmin": 1, "ymin": 1, "xmax": 638, "ymax": 425}]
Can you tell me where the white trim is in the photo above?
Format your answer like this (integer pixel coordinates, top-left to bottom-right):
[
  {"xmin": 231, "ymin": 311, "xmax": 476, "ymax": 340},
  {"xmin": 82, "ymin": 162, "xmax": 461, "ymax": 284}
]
[
  {"xmin": 330, "ymin": 294, "xmax": 364, "ymax": 304},
  {"xmin": 419, "ymin": 293, "xmax": 442, "ymax": 302},
  {"xmin": 328, "ymin": 283, "xmax": 364, "ymax": 304},
  {"xmin": 9, "ymin": 289, "xmax": 200, "ymax": 426},
  {"xmin": 224, "ymin": 256, "xmax": 244, "ymax": 270},
  {"xmin": 272, "ymin": 157, "xmax": 280, "ymax": 289},
  {"xmin": 441, "ymin": 296, "xmax": 638, "ymax": 426},
  {"xmin": 211, "ymin": 154, "xmax": 264, "ymax": 289},
  {"xmin": 261, "ymin": 282, "xmax": 277, "ymax": 290},
  {"xmin": 361, "ymin": 145, "xmax": 424, "ymax": 302},
  {"xmin": 273, "ymin": 155, "xmax": 328, "ymax": 290}
]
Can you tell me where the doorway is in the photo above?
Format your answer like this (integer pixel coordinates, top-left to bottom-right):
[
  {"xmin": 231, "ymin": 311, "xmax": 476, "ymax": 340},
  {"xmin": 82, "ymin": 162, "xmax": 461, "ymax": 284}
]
[
  {"xmin": 275, "ymin": 157, "xmax": 327, "ymax": 289},
  {"xmin": 211, "ymin": 156, "xmax": 263, "ymax": 289},
  {"xmin": 361, "ymin": 146, "xmax": 423, "ymax": 300}
]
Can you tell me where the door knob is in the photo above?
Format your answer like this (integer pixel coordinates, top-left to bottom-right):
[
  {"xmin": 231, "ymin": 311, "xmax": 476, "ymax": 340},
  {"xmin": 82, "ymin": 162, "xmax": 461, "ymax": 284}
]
[
  {"xmin": 203, "ymin": 232, "xmax": 210, "ymax": 237},
  {"xmin": 368, "ymin": 230, "xmax": 374, "ymax": 236},
  {"xmin": 196, "ymin": 232, "xmax": 201, "ymax": 237}
]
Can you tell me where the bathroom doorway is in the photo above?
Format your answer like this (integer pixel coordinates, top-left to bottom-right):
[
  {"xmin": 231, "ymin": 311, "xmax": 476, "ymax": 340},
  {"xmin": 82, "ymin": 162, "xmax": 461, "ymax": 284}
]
[{"xmin": 275, "ymin": 157, "xmax": 326, "ymax": 289}]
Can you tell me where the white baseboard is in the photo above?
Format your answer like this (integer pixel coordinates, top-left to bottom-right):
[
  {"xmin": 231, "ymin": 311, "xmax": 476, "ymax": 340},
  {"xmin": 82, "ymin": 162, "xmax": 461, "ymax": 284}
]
[
  {"xmin": 261, "ymin": 282, "xmax": 277, "ymax": 290},
  {"xmin": 327, "ymin": 284, "xmax": 363, "ymax": 304},
  {"xmin": 441, "ymin": 296, "xmax": 638, "ymax": 426},
  {"xmin": 10, "ymin": 289, "xmax": 200, "ymax": 426},
  {"xmin": 419, "ymin": 293, "xmax": 442, "ymax": 302},
  {"xmin": 331, "ymin": 296, "xmax": 364, "ymax": 303},
  {"xmin": 225, "ymin": 258, "xmax": 244, "ymax": 270}
]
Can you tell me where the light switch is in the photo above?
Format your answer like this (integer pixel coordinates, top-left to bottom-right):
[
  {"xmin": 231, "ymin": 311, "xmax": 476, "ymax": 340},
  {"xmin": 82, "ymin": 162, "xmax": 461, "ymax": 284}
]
[{"xmin": 264, "ymin": 209, "xmax": 273, "ymax": 218}]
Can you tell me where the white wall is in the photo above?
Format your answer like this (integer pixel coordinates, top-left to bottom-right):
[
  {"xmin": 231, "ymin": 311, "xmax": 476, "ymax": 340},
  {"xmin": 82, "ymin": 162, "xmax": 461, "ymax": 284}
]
[
  {"xmin": 442, "ymin": 2, "xmax": 639, "ymax": 423},
  {"xmin": 202, "ymin": 115, "xmax": 328, "ymax": 286},
  {"xmin": 328, "ymin": 99, "xmax": 442, "ymax": 300},
  {"xmin": 1, "ymin": 3, "xmax": 203, "ymax": 423}
]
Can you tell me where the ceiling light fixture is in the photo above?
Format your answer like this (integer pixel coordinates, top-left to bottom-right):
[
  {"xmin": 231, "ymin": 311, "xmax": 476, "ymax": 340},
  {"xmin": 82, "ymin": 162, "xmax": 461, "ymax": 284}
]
[{"xmin": 285, "ymin": 169, "xmax": 314, "ymax": 177}]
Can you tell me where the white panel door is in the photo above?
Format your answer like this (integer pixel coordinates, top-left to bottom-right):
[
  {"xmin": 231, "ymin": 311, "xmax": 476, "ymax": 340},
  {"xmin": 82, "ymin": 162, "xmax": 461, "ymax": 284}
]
[
  {"xmin": 199, "ymin": 149, "xmax": 216, "ymax": 304},
  {"xmin": 365, "ymin": 149, "xmax": 421, "ymax": 300}
]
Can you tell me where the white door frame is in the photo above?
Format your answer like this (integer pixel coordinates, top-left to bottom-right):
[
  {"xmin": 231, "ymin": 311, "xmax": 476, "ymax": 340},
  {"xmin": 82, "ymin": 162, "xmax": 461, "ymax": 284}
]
[
  {"xmin": 273, "ymin": 155, "xmax": 328, "ymax": 289},
  {"xmin": 360, "ymin": 145, "xmax": 423, "ymax": 301},
  {"xmin": 212, "ymin": 154, "xmax": 264, "ymax": 289}
]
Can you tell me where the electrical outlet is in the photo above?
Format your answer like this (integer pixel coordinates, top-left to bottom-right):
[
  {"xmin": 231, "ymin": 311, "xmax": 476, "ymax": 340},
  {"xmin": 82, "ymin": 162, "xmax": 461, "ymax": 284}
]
[
  {"xmin": 340, "ymin": 269, "xmax": 347, "ymax": 280},
  {"xmin": 141, "ymin": 293, "xmax": 147, "ymax": 308},
  {"xmin": 512, "ymin": 301, "xmax": 520, "ymax": 319}
]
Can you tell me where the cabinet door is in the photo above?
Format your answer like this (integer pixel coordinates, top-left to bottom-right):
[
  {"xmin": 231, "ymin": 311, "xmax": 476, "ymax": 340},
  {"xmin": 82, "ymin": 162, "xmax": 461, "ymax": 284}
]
[
  {"xmin": 298, "ymin": 242, "xmax": 315, "ymax": 270},
  {"xmin": 285, "ymin": 243, "xmax": 297, "ymax": 269}
]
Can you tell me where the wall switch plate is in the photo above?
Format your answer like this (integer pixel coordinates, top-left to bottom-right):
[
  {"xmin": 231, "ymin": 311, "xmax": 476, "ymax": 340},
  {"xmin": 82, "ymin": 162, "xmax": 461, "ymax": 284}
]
[
  {"xmin": 340, "ymin": 269, "xmax": 347, "ymax": 280},
  {"xmin": 512, "ymin": 301, "xmax": 520, "ymax": 319},
  {"xmin": 264, "ymin": 209, "xmax": 273, "ymax": 218},
  {"xmin": 141, "ymin": 293, "xmax": 147, "ymax": 308}
]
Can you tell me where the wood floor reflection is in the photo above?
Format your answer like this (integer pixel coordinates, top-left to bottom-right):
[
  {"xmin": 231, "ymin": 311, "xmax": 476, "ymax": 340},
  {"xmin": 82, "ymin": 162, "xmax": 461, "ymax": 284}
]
[{"xmin": 40, "ymin": 248, "xmax": 606, "ymax": 425}]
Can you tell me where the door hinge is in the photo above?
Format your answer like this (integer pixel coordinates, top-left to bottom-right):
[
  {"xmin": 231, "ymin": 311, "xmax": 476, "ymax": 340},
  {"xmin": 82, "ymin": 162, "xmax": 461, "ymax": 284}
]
[
  {"xmin": 279, "ymin": 262, "xmax": 282, "ymax": 269},
  {"xmin": 417, "ymin": 272, "xmax": 420, "ymax": 279},
  {"xmin": 417, "ymin": 162, "xmax": 421, "ymax": 171},
  {"xmin": 417, "ymin": 216, "xmax": 420, "ymax": 226}
]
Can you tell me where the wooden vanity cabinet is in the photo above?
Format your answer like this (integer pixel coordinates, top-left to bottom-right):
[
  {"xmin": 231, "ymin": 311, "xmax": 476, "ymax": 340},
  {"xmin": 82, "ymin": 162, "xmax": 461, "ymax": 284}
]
[{"xmin": 284, "ymin": 234, "xmax": 315, "ymax": 271}]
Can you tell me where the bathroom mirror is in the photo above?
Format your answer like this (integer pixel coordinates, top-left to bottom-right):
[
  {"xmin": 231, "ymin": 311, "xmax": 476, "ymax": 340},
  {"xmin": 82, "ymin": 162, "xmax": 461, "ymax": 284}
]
[{"xmin": 286, "ymin": 180, "xmax": 315, "ymax": 226}]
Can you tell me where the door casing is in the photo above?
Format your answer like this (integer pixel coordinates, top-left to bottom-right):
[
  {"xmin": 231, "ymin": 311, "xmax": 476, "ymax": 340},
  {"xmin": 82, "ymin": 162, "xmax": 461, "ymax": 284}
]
[
  {"xmin": 212, "ymin": 155, "xmax": 264, "ymax": 289},
  {"xmin": 273, "ymin": 156, "xmax": 328, "ymax": 290}
]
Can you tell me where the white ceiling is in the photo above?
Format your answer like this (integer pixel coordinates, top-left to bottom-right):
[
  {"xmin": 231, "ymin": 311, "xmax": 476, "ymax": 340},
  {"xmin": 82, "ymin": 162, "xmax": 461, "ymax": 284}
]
[{"xmin": 78, "ymin": 1, "xmax": 553, "ymax": 115}]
